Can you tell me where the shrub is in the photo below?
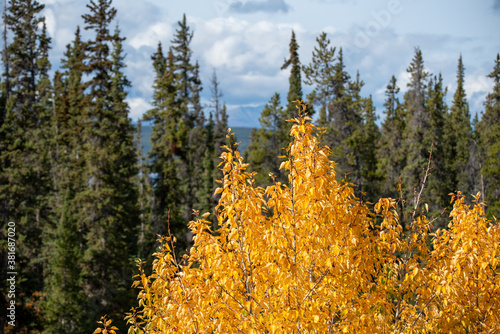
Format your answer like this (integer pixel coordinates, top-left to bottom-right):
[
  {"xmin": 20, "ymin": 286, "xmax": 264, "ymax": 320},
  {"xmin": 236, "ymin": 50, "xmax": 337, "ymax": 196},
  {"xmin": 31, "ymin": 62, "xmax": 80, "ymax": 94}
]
[{"xmin": 106, "ymin": 101, "xmax": 500, "ymax": 333}]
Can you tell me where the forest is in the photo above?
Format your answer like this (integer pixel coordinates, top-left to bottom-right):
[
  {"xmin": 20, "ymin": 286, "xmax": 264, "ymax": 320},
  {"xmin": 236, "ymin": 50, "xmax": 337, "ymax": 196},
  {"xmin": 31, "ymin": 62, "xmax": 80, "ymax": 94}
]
[{"xmin": 0, "ymin": 0, "xmax": 499, "ymax": 333}]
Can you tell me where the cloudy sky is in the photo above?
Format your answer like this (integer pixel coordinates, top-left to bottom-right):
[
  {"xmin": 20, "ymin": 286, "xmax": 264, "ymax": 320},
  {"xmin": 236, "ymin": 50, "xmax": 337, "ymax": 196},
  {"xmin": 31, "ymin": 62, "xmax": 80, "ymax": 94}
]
[{"xmin": 7, "ymin": 0, "xmax": 500, "ymax": 127}]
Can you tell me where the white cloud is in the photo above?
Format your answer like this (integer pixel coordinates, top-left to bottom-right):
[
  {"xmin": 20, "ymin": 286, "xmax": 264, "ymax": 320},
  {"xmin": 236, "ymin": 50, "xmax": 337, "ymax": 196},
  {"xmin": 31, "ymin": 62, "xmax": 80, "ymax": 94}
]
[
  {"xmin": 127, "ymin": 97, "xmax": 152, "ymax": 121},
  {"xmin": 464, "ymin": 73, "xmax": 494, "ymax": 114},
  {"xmin": 43, "ymin": 8, "xmax": 57, "ymax": 38},
  {"xmin": 464, "ymin": 74, "xmax": 494, "ymax": 97},
  {"xmin": 129, "ymin": 22, "xmax": 173, "ymax": 50}
]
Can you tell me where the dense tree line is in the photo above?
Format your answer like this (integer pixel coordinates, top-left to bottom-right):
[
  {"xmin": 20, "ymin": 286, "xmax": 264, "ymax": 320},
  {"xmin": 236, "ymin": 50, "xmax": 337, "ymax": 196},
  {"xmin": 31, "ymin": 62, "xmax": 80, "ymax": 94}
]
[
  {"xmin": 0, "ymin": 0, "xmax": 498, "ymax": 332},
  {"xmin": 246, "ymin": 31, "xmax": 500, "ymax": 228}
]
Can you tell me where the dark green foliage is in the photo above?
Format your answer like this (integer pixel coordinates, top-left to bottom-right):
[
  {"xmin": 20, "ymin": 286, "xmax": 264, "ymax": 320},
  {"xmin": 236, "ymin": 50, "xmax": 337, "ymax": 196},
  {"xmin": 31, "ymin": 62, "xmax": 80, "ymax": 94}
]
[
  {"xmin": 245, "ymin": 93, "xmax": 287, "ymax": 186},
  {"xmin": 425, "ymin": 74, "xmax": 448, "ymax": 216},
  {"xmin": 246, "ymin": 31, "xmax": 306, "ymax": 187},
  {"xmin": 281, "ymin": 30, "xmax": 306, "ymax": 119},
  {"xmin": 399, "ymin": 48, "xmax": 449, "ymax": 225},
  {"xmin": 477, "ymin": 54, "xmax": 500, "ymax": 218},
  {"xmin": 44, "ymin": 190, "xmax": 85, "ymax": 334},
  {"xmin": 303, "ymin": 31, "xmax": 336, "ymax": 127},
  {"xmin": 443, "ymin": 55, "xmax": 473, "ymax": 198},
  {"xmin": 323, "ymin": 52, "xmax": 379, "ymax": 201},
  {"xmin": 0, "ymin": 0, "xmax": 52, "ymax": 331},
  {"xmin": 43, "ymin": 27, "xmax": 88, "ymax": 334},
  {"xmin": 377, "ymin": 76, "xmax": 406, "ymax": 198},
  {"xmin": 357, "ymin": 96, "xmax": 381, "ymax": 202},
  {"xmin": 401, "ymin": 48, "xmax": 430, "ymax": 202},
  {"xmin": 144, "ymin": 42, "xmax": 188, "ymax": 257},
  {"xmin": 75, "ymin": 1, "xmax": 139, "ymax": 329}
]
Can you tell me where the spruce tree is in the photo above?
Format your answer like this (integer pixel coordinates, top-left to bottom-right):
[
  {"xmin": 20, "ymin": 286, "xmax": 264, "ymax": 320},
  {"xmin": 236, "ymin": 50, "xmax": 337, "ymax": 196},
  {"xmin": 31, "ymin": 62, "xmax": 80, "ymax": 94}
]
[
  {"xmin": 44, "ymin": 190, "xmax": 85, "ymax": 333},
  {"xmin": 303, "ymin": 32, "xmax": 336, "ymax": 127},
  {"xmin": 211, "ymin": 69, "xmax": 229, "ymax": 159},
  {"xmin": 246, "ymin": 31, "xmax": 307, "ymax": 186},
  {"xmin": 0, "ymin": 0, "xmax": 52, "ymax": 330},
  {"xmin": 78, "ymin": 1, "xmax": 139, "ymax": 329},
  {"xmin": 325, "ymin": 48, "xmax": 352, "ymax": 156},
  {"xmin": 444, "ymin": 55, "xmax": 473, "ymax": 198},
  {"xmin": 209, "ymin": 70, "xmax": 229, "ymax": 222},
  {"xmin": 43, "ymin": 27, "xmax": 88, "ymax": 334},
  {"xmin": 377, "ymin": 76, "xmax": 406, "ymax": 198},
  {"xmin": 245, "ymin": 93, "xmax": 286, "ymax": 186},
  {"xmin": 169, "ymin": 14, "xmax": 207, "ymax": 226},
  {"xmin": 425, "ymin": 73, "xmax": 448, "ymax": 216},
  {"xmin": 477, "ymin": 53, "xmax": 500, "ymax": 218},
  {"xmin": 281, "ymin": 30, "xmax": 306, "ymax": 119},
  {"xmin": 401, "ymin": 48, "xmax": 430, "ymax": 203},
  {"xmin": 143, "ymin": 45, "xmax": 185, "ymax": 251},
  {"xmin": 357, "ymin": 95, "xmax": 380, "ymax": 202},
  {"xmin": 187, "ymin": 60, "xmax": 209, "ymax": 218}
]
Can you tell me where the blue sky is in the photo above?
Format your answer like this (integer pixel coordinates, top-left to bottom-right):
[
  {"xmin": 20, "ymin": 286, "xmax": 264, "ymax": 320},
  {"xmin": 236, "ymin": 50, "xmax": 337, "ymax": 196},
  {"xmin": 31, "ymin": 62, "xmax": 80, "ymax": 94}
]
[{"xmin": 6, "ymin": 0, "xmax": 500, "ymax": 127}]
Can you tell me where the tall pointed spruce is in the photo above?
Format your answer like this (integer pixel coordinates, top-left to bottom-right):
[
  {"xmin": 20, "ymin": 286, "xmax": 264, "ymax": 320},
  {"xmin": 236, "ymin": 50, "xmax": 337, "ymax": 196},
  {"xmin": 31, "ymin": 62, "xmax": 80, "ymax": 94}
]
[
  {"xmin": 0, "ymin": 0, "xmax": 52, "ymax": 330},
  {"xmin": 401, "ymin": 48, "xmax": 430, "ymax": 202},
  {"xmin": 444, "ymin": 55, "xmax": 472, "ymax": 198},
  {"xmin": 78, "ymin": 0, "xmax": 139, "ymax": 329},
  {"xmin": 377, "ymin": 76, "xmax": 406, "ymax": 198},
  {"xmin": 477, "ymin": 53, "xmax": 500, "ymax": 218}
]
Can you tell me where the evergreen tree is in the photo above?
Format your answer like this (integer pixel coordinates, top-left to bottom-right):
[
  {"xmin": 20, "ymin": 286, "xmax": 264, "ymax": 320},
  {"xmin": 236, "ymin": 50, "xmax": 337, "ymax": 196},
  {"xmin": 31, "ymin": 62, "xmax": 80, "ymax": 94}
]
[
  {"xmin": 187, "ymin": 60, "xmax": 209, "ymax": 218},
  {"xmin": 325, "ymin": 47, "xmax": 351, "ymax": 154},
  {"xmin": 171, "ymin": 14, "xmax": 194, "ymax": 104},
  {"xmin": 469, "ymin": 113, "xmax": 484, "ymax": 199},
  {"xmin": 246, "ymin": 32, "xmax": 308, "ymax": 186},
  {"xmin": 198, "ymin": 112, "xmax": 216, "ymax": 220},
  {"xmin": 303, "ymin": 31, "xmax": 336, "ymax": 127},
  {"xmin": 211, "ymin": 69, "xmax": 229, "ymax": 159},
  {"xmin": 169, "ymin": 14, "xmax": 207, "ymax": 226},
  {"xmin": 209, "ymin": 70, "xmax": 229, "ymax": 222},
  {"xmin": 245, "ymin": 93, "xmax": 286, "ymax": 186},
  {"xmin": 425, "ymin": 73, "xmax": 448, "ymax": 216},
  {"xmin": 443, "ymin": 55, "xmax": 473, "ymax": 198},
  {"xmin": 78, "ymin": 1, "xmax": 139, "ymax": 329},
  {"xmin": 44, "ymin": 190, "xmax": 85, "ymax": 333},
  {"xmin": 143, "ymin": 44, "xmax": 185, "ymax": 252},
  {"xmin": 357, "ymin": 95, "xmax": 380, "ymax": 202},
  {"xmin": 401, "ymin": 48, "xmax": 430, "ymax": 203},
  {"xmin": 327, "ymin": 55, "xmax": 367, "ymax": 189},
  {"xmin": 377, "ymin": 76, "xmax": 406, "ymax": 198},
  {"xmin": 0, "ymin": 0, "xmax": 52, "ymax": 330},
  {"xmin": 477, "ymin": 53, "xmax": 500, "ymax": 218},
  {"xmin": 43, "ymin": 27, "xmax": 88, "ymax": 334},
  {"xmin": 281, "ymin": 30, "xmax": 306, "ymax": 119}
]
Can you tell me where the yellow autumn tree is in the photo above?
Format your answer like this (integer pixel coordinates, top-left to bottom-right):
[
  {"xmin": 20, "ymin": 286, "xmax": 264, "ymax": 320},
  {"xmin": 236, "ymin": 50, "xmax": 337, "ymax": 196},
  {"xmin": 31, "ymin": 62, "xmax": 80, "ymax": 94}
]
[{"xmin": 107, "ymin": 101, "xmax": 500, "ymax": 333}]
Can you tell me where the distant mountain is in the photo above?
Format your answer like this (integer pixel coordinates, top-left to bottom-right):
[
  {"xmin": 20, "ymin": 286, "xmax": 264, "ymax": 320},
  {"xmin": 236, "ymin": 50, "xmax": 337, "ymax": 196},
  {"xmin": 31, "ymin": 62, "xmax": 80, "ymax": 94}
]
[
  {"xmin": 231, "ymin": 127, "xmax": 252, "ymax": 153},
  {"xmin": 138, "ymin": 125, "xmax": 254, "ymax": 158},
  {"xmin": 225, "ymin": 104, "xmax": 263, "ymax": 128}
]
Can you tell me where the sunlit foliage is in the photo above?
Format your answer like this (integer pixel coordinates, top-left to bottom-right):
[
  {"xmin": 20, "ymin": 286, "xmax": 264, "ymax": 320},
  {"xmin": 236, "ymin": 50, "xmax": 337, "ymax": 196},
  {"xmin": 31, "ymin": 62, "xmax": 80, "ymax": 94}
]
[{"xmin": 117, "ymin": 101, "xmax": 500, "ymax": 333}]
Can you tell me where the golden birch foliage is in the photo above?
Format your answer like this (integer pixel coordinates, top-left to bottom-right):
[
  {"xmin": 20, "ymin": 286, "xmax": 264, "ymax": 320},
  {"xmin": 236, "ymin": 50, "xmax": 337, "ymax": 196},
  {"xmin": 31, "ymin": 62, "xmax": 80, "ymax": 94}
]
[
  {"xmin": 426, "ymin": 193, "xmax": 500, "ymax": 333},
  {"xmin": 123, "ymin": 101, "xmax": 500, "ymax": 333}
]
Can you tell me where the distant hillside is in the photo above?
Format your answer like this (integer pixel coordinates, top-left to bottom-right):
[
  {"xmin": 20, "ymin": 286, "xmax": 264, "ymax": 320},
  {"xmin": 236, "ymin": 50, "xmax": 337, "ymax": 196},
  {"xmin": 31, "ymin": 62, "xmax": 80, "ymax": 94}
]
[
  {"xmin": 139, "ymin": 125, "xmax": 253, "ymax": 158},
  {"xmin": 231, "ymin": 127, "xmax": 252, "ymax": 153}
]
